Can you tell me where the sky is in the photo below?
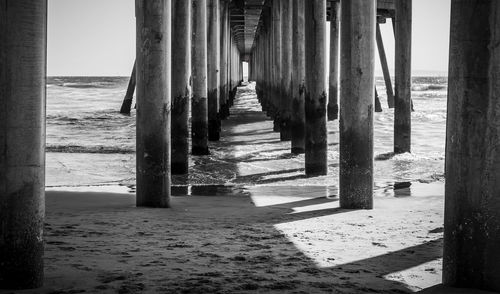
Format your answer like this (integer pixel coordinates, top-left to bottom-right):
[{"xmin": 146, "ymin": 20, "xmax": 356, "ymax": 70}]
[{"xmin": 47, "ymin": 0, "xmax": 451, "ymax": 76}]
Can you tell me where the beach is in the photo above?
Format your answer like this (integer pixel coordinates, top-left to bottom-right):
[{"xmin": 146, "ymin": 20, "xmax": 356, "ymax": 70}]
[{"xmin": 5, "ymin": 80, "xmax": 467, "ymax": 293}]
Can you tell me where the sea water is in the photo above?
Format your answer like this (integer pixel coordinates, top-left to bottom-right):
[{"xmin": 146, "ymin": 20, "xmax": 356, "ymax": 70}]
[{"xmin": 46, "ymin": 76, "xmax": 447, "ymax": 192}]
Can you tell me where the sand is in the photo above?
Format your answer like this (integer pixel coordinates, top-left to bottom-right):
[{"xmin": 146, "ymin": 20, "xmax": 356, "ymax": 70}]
[
  {"xmin": 3, "ymin": 83, "xmax": 495, "ymax": 293},
  {"xmin": 2, "ymin": 185, "xmax": 494, "ymax": 294}
]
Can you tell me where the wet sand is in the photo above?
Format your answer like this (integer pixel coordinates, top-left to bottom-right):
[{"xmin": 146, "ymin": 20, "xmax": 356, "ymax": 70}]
[{"xmin": 5, "ymin": 83, "xmax": 494, "ymax": 293}]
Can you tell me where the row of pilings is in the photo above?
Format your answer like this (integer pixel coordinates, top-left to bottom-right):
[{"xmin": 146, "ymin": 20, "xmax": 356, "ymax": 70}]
[
  {"xmin": 136, "ymin": 0, "xmax": 243, "ymax": 207},
  {"xmin": 1, "ymin": 0, "xmax": 500, "ymax": 292}
]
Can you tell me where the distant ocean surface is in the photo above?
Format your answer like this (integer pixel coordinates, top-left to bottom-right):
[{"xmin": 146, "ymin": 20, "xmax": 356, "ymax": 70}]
[{"xmin": 46, "ymin": 76, "xmax": 447, "ymax": 188}]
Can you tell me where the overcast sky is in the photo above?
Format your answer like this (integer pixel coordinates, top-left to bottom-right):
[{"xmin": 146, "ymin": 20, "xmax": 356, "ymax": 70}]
[{"xmin": 47, "ymin": 0, "xmax": 451, "ymax": 76}]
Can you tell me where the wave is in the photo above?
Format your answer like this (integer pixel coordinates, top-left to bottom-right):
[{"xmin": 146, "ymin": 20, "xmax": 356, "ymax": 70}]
[
  {"xmin": 47, "ymin": 145, "xmax": 134, "ymax": 154},
  {"xmin": 412, "ymin": 84, "xmax": 447, "ymax": 91},
  {"xmin": 60, "ymin": 82, "xmax": 118, "ymax": 89}
]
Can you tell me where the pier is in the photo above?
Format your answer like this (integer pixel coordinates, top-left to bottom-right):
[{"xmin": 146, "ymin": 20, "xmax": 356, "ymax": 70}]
[{"xmin": 1, "ymin": 0, "xmax": 500, "ymax": 292}]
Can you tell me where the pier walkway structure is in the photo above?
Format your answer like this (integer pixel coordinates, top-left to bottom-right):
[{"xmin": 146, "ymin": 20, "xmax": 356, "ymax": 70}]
[{"xmin": 1, "ymin": 0, "xmax": 500, "ymax": 292}]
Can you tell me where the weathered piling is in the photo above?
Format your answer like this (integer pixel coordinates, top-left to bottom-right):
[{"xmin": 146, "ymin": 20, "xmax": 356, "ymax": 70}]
[
  {"xmin": 291, "ymin": 0, "xmax": 306, "ymax": 154},
  {"xmin": 304, "ymin": 0, "xmax": 328, "ymax": 176},
  {"xmin": 443, "ymin": 0, "xmax": 500, "ymax": 291},
  {"xmin": 328, "ymin": 0, "xmax": 340, "ymax": 121},
  {"xmin": 0, "ymin": 0, "xmax": 47, "ymax": 289},
  {"xmin": 136, "ymin": 0, "xmax": 171, "ymax": 208},
  {"xmin": 120, "ymin": 61, "xmax": 137, "ymax": 114},
  {"xmin": 171, "ymin": 0, "xmax": 191, "ymax": 174},
  {"xmin": 207, "ymin": 0, "xmax": 220, "ymax": 141},
  {"xmin": 375, "ymin": 88, "xmax": 382, "ymax": 112},
  {"xmin": 220, "ymin": 0, "xmax": 229, "ymax": 119},
  {"xmin": 394, "ymin": 0, "xmax": 412, "ymax": 154},
  {"xmin": 192, "ymin": 0, "xmax": 209, "ymax": 155},
  {"xmin": 280, "ymin": 0, "xmax": 292, "ymax": 141},
  {"xmin": 272, "ymin": 0, "xmax": 282, "ymax": 132},
  {"xmin": 376, "ymin": 22, "xmax": 394, "ymax": 108},
  {"xmin": 339, "ymin": 0, "xmax": 375, "ymax": 209}
]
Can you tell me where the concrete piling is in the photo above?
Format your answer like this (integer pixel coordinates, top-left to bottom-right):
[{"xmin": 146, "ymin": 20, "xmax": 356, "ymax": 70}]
[
  {"xmin": 220, "ymin": 0, "xmax": 230, "ymax": 120},
  {"xmin": 120, "ymin": 61, "xmax": 137, "ymax": 114},
  {"xmin": 443, "ymin": 0, "xmax": 500, "ymax": 291},
  {"xmin": 291, "ymin": 0, "xmax": 306, "ymax": 154},
  {"xmin": 280, "ymin": 0, "xmax": 293, "ymax": 141},
  {"xmin": 376, "ymin": 22, "xmax": 395, "ymax": 109},
  {"xmin": 0, "ymin": 0, "xmax": 47, "ymax": 289},
  {"xmin": 136, "ymin": 0, "xmax": 172, "ymax": 208},
  {"xmin": 339, "ymin": 0, "xmax": 375, "ymax": 209},
  {"xmin": 328, "ymin": 0, "xmax": 340, "ymax": 121},
  {"xmin": 207, "ymin": 0, "xmax": 220, "ymax": 141},
  {"xmin": 394, "ymin": 0, "xmax": 412, "ymax": 154},
  {"xmin": 171, "ymin": 0, "xmax": 192, "ymax": 174},
  {"xmin": 304, "ymin": 0, "xmax": 328, "ymax": 176},
  {"xmin": 191, "ymin": 0, "xmax": 209, "ymax": 155}
]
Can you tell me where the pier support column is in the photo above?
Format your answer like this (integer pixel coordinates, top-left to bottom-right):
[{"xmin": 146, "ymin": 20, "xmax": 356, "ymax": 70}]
[
  {"xmin": 280, "ymin": 0, "xmax": 292, "ymax": 141},
  {"xmin": 444, "ymin": 0, "xmax": 500, "ymax": 291},
  {"xmin": 394, "ymin": 0, "xmax": 412, "ymax": 154},
  {"xmin": 0, "ymin": 0, "xmax": 47, "ymax": 289},
  {"xmin": 192, "ymin": 0, "xmax": 209, "ymax": 155},
  {"xmin": 171, "ymin": 0, "xmax": 191, "ymax": 174},
  {"xmin": 376, "ymin": 22, "xmax": 394, "ymax": 109},
  {"xmin": 220, "ymin": 0, "xmax": 229, "ymax": 120},
  {"xmin": 339, "ymin": 0, "xmax": 375, "ymax": 209},
  {"xmin": 207, "ymin": 0, "xmax": 220, "ymax": 141},
  {"xmin": 304, "ymin": 0, "xmax": 327, "ymax": 176},
  {"xmin": 272, "ymin": 0, "xmax": 282, "ymax": 132},
  {"xmin": 120, "ymin": 61, "xmax": 137, "ymax": 114},
  {"xmin": 136, "ymin": 0, "xmax": 171, "ymax": 208},
  {"xmin": 328, "ymin": 0, "xmax": 340, "ymax": 121},
  {"xmin": 291, "ymin": 0, "xmax": 306, "ymax": 154}
]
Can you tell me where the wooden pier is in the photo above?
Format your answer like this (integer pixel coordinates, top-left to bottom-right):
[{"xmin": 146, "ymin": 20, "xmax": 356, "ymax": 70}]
[{"xmin": 2, "ymin": 0, "xmax": 500, "ymax": 292}]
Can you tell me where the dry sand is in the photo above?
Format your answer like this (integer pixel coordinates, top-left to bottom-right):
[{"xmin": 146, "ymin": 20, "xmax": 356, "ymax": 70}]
[{"xmin": 3, "ymin": 185, "xmax": 495, "ymax": 294}]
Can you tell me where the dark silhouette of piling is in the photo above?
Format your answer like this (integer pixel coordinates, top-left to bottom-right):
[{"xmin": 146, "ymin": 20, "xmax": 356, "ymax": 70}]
[
  {"xmin": 272, "ymin": 0, "xmax": 282, "ymax": 132},
  {"xmin": 120, "ymin": 61, "xmax": 136, "ymax": 114},
  {"xmin": 191, "ymin": 0, "xmax": 209, "ymax": 155},
  {"xmin": 376, "ymin": 23, "xmax": 395, "ymax": 108},
  {"xmin": 280, "ymin": 0, "xmax": 292, "ymax": 141},
  {"xmin": 0, "ymin": 0, "xmax": 47, "ymax": 289},
  {"xmin": 328, "ymin": 0, "xmax": 340, "ymax": 121},
  {"xmin": 171, "ymin": 0, "xmax": 192, "ymax": 174},
  {"xmin": 394, "ymin": 0, "xmax": 412, "ymax": 154},
  {"xmin": 339, "ymin": 0, "xmax": 375, "ymax": 209},
  {"xmin": 291, "ymin": 0, "xmax": 306, "ymax": 154},
  {"xmin": 207, "ymin": 0, "xmax": 220, "ymax": 141},
  {"xmin": 443, "ymin": 0, "xmax": 500, "ymax": 291},
  {"xmin": 220, "ymin": 1, "xmax": 230, "ymax": 119},
  {"xmin": 304, "ymin": 0, "xmax": 328, "ymax": 176},
  {"xmin": 135, "ymin": 0, "xmax": 171, "ymax": 208}
]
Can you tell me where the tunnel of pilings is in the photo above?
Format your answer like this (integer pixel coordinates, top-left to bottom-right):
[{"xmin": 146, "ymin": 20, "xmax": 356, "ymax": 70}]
[{"xmin": 1, "ymin": 0, "xmax": 500, "ymax": 292}]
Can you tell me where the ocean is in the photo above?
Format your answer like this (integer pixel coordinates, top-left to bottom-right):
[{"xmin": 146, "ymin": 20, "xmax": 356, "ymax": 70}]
[{"xmin": 46, "ymin": 76, "xmax": 447, "ymax": 193}]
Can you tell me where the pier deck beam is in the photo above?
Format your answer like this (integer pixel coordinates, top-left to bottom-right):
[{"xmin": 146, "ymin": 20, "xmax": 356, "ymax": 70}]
[
  {"xmin": 304, "ymin": 0, "xmax": 328, "ymax": 176},
  {"xmin": 136, "ymin": 0, "xmax": 171, "ymax": 208},
  {"xmin": 171, "ymin": 0, "xmax": 192, "ymax": 174},
  {"xmin": 394, "ymin": 0, "xmax": 412, "ymax": 154},
  {"xmin": 191, "ymin": 0, "xmax": 209, "ymax": 155},
  {"xmin": 291, "ymin": 0, "xmax": 306, "ymax": 154},
  {"xmin": 207, "ymin": 0, "xmax": 220, "ymax": 141},
  {"xmin": 0, "ymin": 0, "xmax": 47, "ymax": 289},
  {"xmin": 339, "ymin": 0, "xmax": 375, "ymax": 209},
  {"xmin": 328, "ymin": 0, "xmax": 340, "ymax": 121},
  {"xmin": 443, "ymin": 0, "xmax": 500, "ymax": 291}
]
